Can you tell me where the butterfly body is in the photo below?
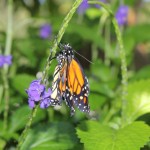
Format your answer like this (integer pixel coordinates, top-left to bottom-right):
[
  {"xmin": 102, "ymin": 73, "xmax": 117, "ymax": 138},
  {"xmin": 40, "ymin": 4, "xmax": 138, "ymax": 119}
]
[{"xmin": 51, "ymin": 44, "xmax": 90, "ymax": 115}]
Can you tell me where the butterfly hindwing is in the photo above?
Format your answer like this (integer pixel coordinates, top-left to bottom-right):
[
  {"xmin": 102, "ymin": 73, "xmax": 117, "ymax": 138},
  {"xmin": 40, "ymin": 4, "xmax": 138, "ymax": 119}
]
[
  {"xmin": 62, "ymin": 86, "xmax": 75, "ymax": 116},
  {"xmin": 51, "ymin": 65, "xmax": 62, "ymax": 105}
]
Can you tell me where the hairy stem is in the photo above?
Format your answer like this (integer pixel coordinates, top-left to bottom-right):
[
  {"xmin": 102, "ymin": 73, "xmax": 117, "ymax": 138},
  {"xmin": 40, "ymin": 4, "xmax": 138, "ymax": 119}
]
[
  {"xmin": 17, "ymin": 0, "xmax": 82, "ymax": 149},
  {"xmin": 16, "ymin": 105, "xmax": 38, "ymax": 149},
  {"xmin": 3, "ymin": 0, "xmax": 13, "ymax": 130},
  {"xmin": 104, "ymin": 19, "xmax": 111, "ymax": 66},
  {"xmin": 89, "ymin": 1, "xmax": 128, "ymax": 126}
]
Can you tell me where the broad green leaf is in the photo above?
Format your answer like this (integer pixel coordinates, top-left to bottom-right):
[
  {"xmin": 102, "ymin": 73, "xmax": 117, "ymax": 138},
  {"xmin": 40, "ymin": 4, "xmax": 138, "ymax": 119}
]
[
  {"xmin": 123, "ymin": 36, "xmax": 135, "ymax": 56},
  {"xmin": 16, "ymin": 39, "xmax": 34, "ymax": 58},
  {"xmin": 91, "ymin": 60, "xmax": 113, "ymax": 82},
  {"xmin": 125, "ymin": 80, "xmax": 150, "ymax": 122},
  {"xmin": 77, "ymin": 121, "xmax": 150, "ymax": 150},
  {"xmin": 11, "ymin": 74, "xmax": 35, "ymax": 97},
  {"xmin": 89, "ymin": 94, "xmax": 106, "ymax": 110},
  {"xmin": 131, "ymin": 66, "xmax": 150, "ymax": 81},
  {"xmin": 9, "ymin": 106, "xmax": 45, "ymax": 133},
  {"xmin": 125, "ymin": 24, "xmax": 150, "ymax": 43},
  {"xmin": 0, "ymin": 138, "xmax": 6, "ymax": 149},
  {"xmin": 0, "ymin": 120, "xmax": 19, "ymax": 140},
  {"xmin": 89, "ymin": 78, "xmax": 115, "ymax": 98},
  {"xmin": 0, "ymin": 96, "xmax": 23, "ymax": 113},
  {"xmin": 21, "ymin": 122, "xmax": 79, "ymax": 150},
  {"xmin": 16, "ymin": 39, "xmax": 37, "ymax": 67},
  {"xmin": 90, "ymin": 60, "xmax": 119, "ymax": 89}
]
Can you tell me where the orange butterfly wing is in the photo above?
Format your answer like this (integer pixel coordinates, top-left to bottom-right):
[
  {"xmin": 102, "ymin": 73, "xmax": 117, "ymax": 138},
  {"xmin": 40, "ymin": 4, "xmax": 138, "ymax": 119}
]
[{"xmin": 67, "ymin": 59, "xmax": 90, "ymax": 113}]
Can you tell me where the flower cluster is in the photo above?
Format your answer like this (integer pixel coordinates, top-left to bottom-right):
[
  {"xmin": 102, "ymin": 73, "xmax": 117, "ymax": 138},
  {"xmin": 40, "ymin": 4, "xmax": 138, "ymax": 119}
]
[
  {"xmin": 26, "ymin": 80, "xmax": 52, "ymax": 109},
  {"xmin": 77, "ymin": 0, "xmax": 89, "ymax": 15},
  {"xmin": 39, "ymin": 24, "xmax": 52, "ymax": 39},
  {"xmin": 0, "ymin": 55, "xmax": 12, "ymax": 68},
  {"xmin": 115, "ymin": 5, "xmax": 128, "ymax": 26},
  {"xmin": 77, "ymin": 0, "xmax": 106, "ymax": 15},
  {"xmin": 94, "ymin": 0, "xmax": 106, "ymax": 8}
]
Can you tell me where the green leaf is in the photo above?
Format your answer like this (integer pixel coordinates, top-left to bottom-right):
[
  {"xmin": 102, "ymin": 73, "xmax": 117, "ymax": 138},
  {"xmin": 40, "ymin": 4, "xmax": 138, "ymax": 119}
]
[
  {"xmin": 91, "ymin": 60, "xmax": 118, "ymax": 83},
  {"xmin": 16, "ymin": 39, "xmax": 37, "ymax": 67},
  {"xmin": 125, "ymin": 79, "xmax": 150, "ymax": 122},
  {"xmin": 21, "ymin": 122, "xmax": 79, "ymax": 150},
  {"xmin": 89, "ymin": 94, "xmax": 106, "ymax": 110},
  {"xmin": 77, "ymin": 121, "xmax": 150, "ymax": 150},
  {"xmin": 125, "ymin": 24, "xmax": 150, "ymax": 43},
  {"xmin": 11, "ymin": 74, "xmax": 35, "ymax": 97},
  {"xmin": 89, "ymin": 78, "xmax": 115, "ymax": 98},
  {"xmin": 131, "ymin": 66, "xmax": 150, "ymax": 81},
  {"xmin": 9, "ymin": 106, "xmax": 45, "ymax": 133},
  {"xmin": 0, "ymin": 138, "xmax": 6, "ymax": 149}
]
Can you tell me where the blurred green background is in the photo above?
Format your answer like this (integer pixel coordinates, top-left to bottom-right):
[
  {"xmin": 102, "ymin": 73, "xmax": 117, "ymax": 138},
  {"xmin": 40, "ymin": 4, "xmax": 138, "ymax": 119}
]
[{"xmin": 0, "ymin": 0, "xmax": 150, "ymax": 149}]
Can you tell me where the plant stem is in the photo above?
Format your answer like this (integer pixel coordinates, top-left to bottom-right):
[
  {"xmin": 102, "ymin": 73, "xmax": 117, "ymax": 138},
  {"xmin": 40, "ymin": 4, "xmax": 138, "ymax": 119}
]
[
  {"xmin": 3, "ymin": 71, "xmax": 9, "ymax": 130},
  {"xmin": 112, "ymin": 17, "xmax": 128, "ymax": 126},
  {"xmin": 16, "ymin": 105, "xmax": 38, "ymax": 150},
  {"xmin": 17, "ymin": 0, "xmax": 82, "ymax": 149},
  {"xmin": 89, "ymin": 1, "xmax": 128, "ymax": 126},
  {"xmin": 104, "ymin": 19, "xmax": 111, "ymax": 66},
  {"xmin": 3, "ymin": 0, "xmax": 13, "ymax": 130},
  {"xmin": 103, "ymin": 107, "xmax": 115, "ymax": 124}
]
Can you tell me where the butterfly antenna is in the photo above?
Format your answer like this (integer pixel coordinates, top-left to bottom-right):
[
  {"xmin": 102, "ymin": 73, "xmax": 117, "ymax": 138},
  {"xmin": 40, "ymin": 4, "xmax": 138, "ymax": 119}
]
[{"xmin": 74, "ymin": 50, "xmax": 94, "ymax": 64}]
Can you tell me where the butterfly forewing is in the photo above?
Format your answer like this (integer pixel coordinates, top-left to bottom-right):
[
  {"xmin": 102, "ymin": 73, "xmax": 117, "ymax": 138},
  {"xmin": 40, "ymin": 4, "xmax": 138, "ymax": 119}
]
[{"xmin": 67, "ymin": 59, "xmax": 90, "ymax": 113}]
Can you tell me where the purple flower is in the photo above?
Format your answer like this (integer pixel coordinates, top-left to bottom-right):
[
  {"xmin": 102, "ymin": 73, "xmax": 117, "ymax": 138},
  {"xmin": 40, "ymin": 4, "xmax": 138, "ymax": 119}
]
[
  {"xmin": 26, "ymin": 80, "xmax": 45, "ymax": 101},
  {"xmin": 4, "ymin": 55, "xmax": 12, "ymax": 65},
  {"xmin": 40, "ymin": 88, "xmax": 52, "ymax": 109},
  {"xmin": 77, "ymin": 0, "xmax": 89, "ymax": 15},
  {"xmin": 26, "ymin": 80, "xmax": 52, "ymax": 109},
  {"xmin": 39, "ymin": 24, "xmax": 52, "ymax": 39},
  {"xmin": 95, "ymin": 0, "xmax": 106, "ymax": 8},
  {"xmin": 0, "ymin": 55, "xmax": 4, "ymax": 67},
  {"xmin": 115, "ymin": 5, "xmax": 128, "ymax": 26},
  {"xmin": 40, "ymin": 98, "xmax": 51, "ymax": 109},
  {"xmin": 0, "ymin": 55, "xmax": 12, "ymax": 68},
  {"xmin": 28, "ymin": 99, "xmax": 35, "ymax": 108}
]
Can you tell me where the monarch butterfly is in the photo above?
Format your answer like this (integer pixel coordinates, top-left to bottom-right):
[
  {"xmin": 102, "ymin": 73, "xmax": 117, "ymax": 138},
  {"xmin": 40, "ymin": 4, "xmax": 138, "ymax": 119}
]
[{"xmin": 50, "ymin": 43, "xmax": 90, "ymax": 115}]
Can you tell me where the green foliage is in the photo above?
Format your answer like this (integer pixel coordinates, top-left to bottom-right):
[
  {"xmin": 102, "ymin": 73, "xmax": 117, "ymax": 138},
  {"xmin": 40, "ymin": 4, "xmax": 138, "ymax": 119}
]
[
  {"xmin": 124, "ymin": 80, "xmax": 150, "ymax": 123},
  {"xmin": 21, "ymin": 122, "xmax": 80, "ymax": 150},
  {"xmin": 0, "ymin": 139, "xmax": 6, "ymax": 150},
  {"xmin": 77, "ymin": 121, "xmax": 150, "ymax": 150},
  {"xmin": 8, "ymin": 106, "xmax": 45, "ymax": 133},
  {"xmin": 0, "ymin": 0, "xmax": 150, "ymax": 149},
  {"xmin": 131, "ymin": 66, "xmax": 150, "ymax": 81},
  {"xmin": 125, "ymin": 24, "xmax": 150, "ymax": 43},
  {"xmin": 11, "ymin": 74, "xmax": 35, "ymax": 97},
  {"xmin": 86, "ymin": 8, "xmax": 103, "ymax": 19}
]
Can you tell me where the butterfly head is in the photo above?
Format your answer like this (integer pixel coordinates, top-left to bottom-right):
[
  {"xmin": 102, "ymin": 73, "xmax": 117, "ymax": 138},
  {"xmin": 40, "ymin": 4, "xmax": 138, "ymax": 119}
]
[{"xmin": 56, "ymin": 44, "xmax": 74, "ymax": 65}]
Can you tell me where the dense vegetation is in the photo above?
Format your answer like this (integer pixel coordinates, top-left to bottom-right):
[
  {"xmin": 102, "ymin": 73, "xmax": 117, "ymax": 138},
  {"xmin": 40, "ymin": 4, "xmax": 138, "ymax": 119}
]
[{"xmin": 0, "ymin": 0, "xmax": 150, "ymax": 149}]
